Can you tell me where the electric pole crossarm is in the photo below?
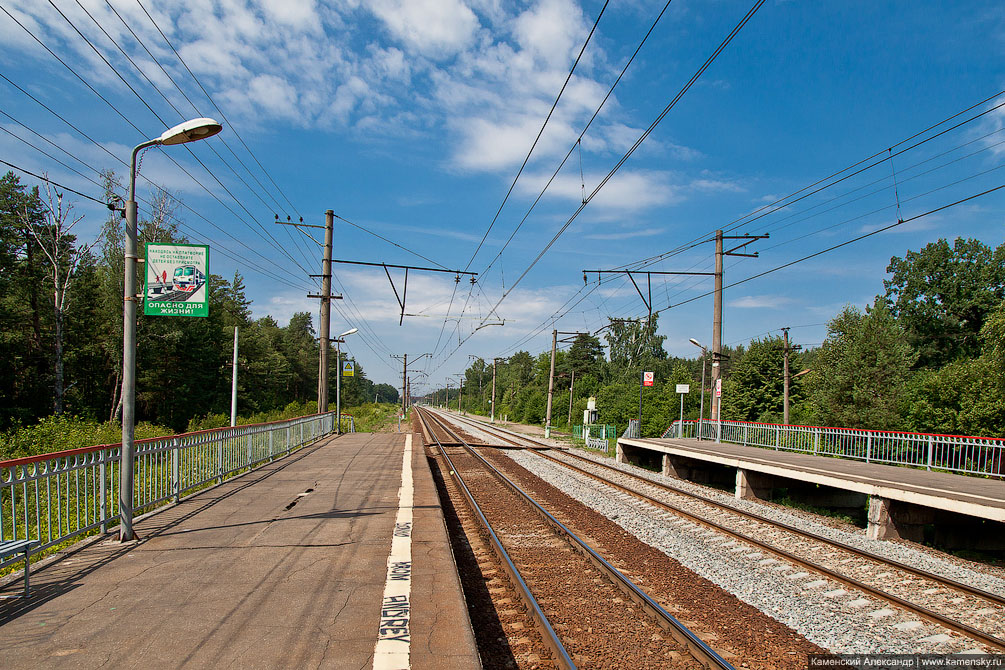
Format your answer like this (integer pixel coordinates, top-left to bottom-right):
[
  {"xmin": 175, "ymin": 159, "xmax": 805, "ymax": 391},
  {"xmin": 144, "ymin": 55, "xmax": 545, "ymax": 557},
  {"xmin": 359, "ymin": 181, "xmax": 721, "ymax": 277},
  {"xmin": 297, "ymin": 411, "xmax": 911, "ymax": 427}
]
[
  {"xmin": 723, "ymin": 234, "xmax": 769, "ymax": 256},
  {"xmin": 331, "ymin": 259, "xmax": 475, "ymax": 275},
  {"xmin": 625, "ymin": 271, "xmax": 650, "ymax": 315},
  {"xmin": 584, "ymin": 270, "xmax": 715, "ymax": 276}
]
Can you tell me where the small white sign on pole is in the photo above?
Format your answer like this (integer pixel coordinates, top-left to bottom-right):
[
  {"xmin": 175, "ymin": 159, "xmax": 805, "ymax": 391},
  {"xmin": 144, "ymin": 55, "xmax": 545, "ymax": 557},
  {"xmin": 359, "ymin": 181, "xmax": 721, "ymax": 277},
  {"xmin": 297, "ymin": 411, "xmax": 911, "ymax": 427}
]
[
  {"xmin": 715, "ymin": 378, "xmax": 722, "ymax": 398},
  {"xmin": 675, "ymin": 384, "xmax": 690, "ymax": 394}
]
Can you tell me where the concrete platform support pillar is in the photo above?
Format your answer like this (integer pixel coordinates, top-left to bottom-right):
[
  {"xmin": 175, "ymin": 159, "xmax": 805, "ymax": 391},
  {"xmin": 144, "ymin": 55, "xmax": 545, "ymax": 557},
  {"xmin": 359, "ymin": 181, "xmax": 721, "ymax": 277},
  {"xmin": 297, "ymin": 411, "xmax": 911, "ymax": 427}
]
[
  {"xmin": 868, "ymin": 496, "xmax": 929, "ymax": 542},
  {"xmin": 867, "ymin": 496, "xmax": 894, "ymax": 540},
  {"xmin": 735, "ymin": 469, "xmax": 773, "ymax": 501},
  {"xmin": 662, "ymin": 454, "xmax": 681, "ymax": 478},
  {"xmin": 615, "ymin": 441, "xmax": 626, "ymax": 465}
]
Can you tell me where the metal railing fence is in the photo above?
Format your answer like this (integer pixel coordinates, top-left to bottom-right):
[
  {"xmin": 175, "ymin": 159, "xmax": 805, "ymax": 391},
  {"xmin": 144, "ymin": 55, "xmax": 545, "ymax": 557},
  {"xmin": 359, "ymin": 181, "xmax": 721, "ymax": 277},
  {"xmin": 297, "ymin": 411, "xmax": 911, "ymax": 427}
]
[
  {"xmin": 661, "ymin": 419, "xmax": 1005, "ymax": 478},
  {"xmin": 0, "ymin": 412, "xmax": 334, "ymax": 572},
  {"xmin": 338, "ymin": 414, "xmax": 356, "ymax": 434}
]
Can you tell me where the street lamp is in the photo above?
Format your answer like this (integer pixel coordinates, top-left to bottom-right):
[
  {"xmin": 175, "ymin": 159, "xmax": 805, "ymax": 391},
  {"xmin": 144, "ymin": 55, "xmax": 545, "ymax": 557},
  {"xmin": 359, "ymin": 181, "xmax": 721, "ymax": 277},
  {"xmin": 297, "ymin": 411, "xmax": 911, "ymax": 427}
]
[
  {"xmin": 119, "ymin": 118, "xmax": 222, "ymax": 542},
  {"xmin": 335, "ymin": 327, "xmax": 358, "ymax": 434},
  {"xmin": 689, "ymin": 338, "xmax": 707, "ymax": 441}
]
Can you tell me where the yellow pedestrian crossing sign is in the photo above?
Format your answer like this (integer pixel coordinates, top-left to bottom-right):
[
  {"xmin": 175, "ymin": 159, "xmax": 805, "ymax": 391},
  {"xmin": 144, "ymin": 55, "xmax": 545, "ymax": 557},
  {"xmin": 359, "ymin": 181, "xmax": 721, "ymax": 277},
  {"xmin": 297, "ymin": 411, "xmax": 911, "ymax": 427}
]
[{"xmin": 342, "ymin": 360, "xmax": 354, "ymax": 377}]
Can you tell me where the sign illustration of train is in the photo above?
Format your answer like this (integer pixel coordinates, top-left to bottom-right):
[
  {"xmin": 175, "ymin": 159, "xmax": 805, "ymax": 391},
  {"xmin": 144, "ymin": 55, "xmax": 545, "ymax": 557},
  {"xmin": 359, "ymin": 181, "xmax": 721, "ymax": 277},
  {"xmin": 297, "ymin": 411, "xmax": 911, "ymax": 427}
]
[{"xmin": 172, "ymin": 264, "xmax": 206, "ymax": 292}]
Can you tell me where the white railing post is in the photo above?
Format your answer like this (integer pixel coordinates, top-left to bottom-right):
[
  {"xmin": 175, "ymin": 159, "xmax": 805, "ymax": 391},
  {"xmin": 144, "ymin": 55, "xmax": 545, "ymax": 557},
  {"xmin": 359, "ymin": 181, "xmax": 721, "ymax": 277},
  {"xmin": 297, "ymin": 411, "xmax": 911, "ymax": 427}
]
[
  {"xmin": 172, "ymin": 438, "xmax": 180, "ymax": 503},
  {"xmin": 218, "ymin": 432, "xmax": 224, "ymax": 484},
  {"xmin": 926, "ymin": 435, "xmax": 934, "ymax": 471},
  {"xmin": 246, "ymin": 431, "xmax": 252, "ymax": 470},
  {"xmin": 99, "ymin": 452, "xmax": 108, "ymax": 534},
  {"xmin": 866, "ymin": 434, "xmax": 872, "ymax": 463},
  {"xmin": 814, "ymin": 428, "xmax": 819, "ymax": 455},
  {"xmin": 775, "ymin": 425, "xmax": 780, "ymax": 450},
  {"xmin": 269, "ymin": 430, "xmax": 275, "ymax": 461}
]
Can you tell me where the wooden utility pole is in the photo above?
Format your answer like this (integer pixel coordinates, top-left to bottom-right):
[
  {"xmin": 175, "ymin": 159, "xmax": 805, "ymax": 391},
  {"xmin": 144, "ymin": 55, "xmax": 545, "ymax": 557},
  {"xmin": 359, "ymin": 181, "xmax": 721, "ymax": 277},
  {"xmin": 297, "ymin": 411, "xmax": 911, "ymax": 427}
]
[
  {"xmin": 780, "ymin": 327, "xmax": 802, "ymax": 425},
  {"xmin": 544, "ymin": 329, "xmax": 558, "ymax": 438}
]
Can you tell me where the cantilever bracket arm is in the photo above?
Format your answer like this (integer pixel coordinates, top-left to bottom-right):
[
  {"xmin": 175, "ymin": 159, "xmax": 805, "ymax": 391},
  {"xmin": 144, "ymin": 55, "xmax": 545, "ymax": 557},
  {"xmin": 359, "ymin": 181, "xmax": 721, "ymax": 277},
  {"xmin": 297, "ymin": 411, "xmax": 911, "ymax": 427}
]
[{"xmin": 383, "ymin": 265, "xmax": 409, "ymax": 326}]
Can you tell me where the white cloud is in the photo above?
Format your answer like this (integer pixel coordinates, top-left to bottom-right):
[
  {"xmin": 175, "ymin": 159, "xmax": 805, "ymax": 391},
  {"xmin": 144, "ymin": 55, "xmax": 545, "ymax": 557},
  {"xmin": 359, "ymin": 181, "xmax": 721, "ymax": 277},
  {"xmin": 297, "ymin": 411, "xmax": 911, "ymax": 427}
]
[
  {"xmin": 518, "ymin": 169, "xmax": 677, "ymax": 211},
  {"xmin": 729, "ymin": 295, "xmax": 794, "ymax": 309},
  {"xmin": 367, "ymin": 0, "xmax": 480, "ymax": 58},
  {"xmin": 585, "ymin": 227, "xmax": 664, "ymax": 240}
]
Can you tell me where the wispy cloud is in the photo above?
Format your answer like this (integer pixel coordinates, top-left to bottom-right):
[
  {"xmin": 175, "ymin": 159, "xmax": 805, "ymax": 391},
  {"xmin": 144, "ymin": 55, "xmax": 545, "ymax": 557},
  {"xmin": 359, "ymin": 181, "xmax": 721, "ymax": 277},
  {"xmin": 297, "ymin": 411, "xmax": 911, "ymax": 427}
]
[
  {"xmin": 729, "ymin": 294, "xmax": 794, "ymax": 309},
  {"xmin": 585, "ymin": 227, "xmax": 664, "ymax": 240}
]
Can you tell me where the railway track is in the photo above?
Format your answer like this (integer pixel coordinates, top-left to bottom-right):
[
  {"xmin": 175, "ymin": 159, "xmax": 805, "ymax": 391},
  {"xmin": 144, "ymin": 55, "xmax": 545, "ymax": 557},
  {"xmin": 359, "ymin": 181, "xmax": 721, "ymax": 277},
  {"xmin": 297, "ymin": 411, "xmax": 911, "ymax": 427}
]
[
  {"xmin": 415, "ymin": 407, "xmax": 735, "ymax": 670},
  {"xmin": 437, "ymin": 409, "xmax": 1005, "ymax": 653}
]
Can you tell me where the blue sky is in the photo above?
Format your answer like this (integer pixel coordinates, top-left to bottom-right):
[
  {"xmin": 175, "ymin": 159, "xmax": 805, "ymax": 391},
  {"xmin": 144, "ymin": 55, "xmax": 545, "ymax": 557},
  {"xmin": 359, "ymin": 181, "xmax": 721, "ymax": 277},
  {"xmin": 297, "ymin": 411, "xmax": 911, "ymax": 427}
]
[{"xmin": 1, "ymin": 0, "xmax": 1003, "ymax": 393}]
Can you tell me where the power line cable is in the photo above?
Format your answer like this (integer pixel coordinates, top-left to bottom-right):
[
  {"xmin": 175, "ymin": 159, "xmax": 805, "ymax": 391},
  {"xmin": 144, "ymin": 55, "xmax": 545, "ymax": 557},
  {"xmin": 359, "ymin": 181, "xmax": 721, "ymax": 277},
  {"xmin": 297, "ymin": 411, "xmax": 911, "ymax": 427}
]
[
  {"xmin": 134, "ymin": 0, "xmax": 303, "ymax": 219},
  {"xmin": 0, "ymin": 158, "xmax": 104, "ymax": 204},
  {"xmin": 98, "ymin": 0, "xmax": 317, "ymax": 268},
  {"xmin": 651, "ymin": 183, "xmax": 1005, "ymax": 315},
  {"xmin": 462, "ymin": 0, "xmax": 766, "ymax": 349},
  {"xmin": 462, "ymin": 0, "xmax": 611, "ymax": 272},
  {"xmin": 0, "ymin": 78, "xmax": 311, "ymax": 286},
  {"xmin": 23, "ymin": 2, "xmax": 318, "ymax": 281}
]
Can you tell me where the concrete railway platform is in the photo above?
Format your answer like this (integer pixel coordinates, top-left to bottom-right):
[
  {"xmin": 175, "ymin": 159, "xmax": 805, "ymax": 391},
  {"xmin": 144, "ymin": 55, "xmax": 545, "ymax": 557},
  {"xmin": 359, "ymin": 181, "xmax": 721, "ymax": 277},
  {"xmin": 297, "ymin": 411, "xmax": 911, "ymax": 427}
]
[
  {"xmin": 618, "ymin": 436, "xmax": 1005, "ymax": 551},
  {"xmin": 0, "ymin": 432, "xmax": 480, "ymax": 670}
]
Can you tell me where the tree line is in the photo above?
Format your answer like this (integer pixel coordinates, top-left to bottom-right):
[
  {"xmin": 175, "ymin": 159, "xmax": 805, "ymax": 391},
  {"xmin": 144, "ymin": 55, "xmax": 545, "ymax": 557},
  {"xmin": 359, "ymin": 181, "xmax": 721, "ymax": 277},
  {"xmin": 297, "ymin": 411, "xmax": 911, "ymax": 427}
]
[
  {"xmin": 426, "ymin": 237, "xmax": 1005, "ymax": 438},
  {"xmin": 0, "ymin": 171, "xmax": 397, "ymax": 438}
]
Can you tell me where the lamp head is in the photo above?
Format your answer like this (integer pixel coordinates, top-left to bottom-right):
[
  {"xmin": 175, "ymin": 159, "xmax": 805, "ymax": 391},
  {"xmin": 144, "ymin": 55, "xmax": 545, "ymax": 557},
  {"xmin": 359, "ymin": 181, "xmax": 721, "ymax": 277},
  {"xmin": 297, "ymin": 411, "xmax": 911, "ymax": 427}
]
[
  {"xmin": 688, "ymin": 338, "xmax": 703, "ymax": 349},
  {"xmin": 159, "ymin": 117, "xmax": 223, "ymax": 146},
  {"xmin": 338, "ymin": 327, "xmax": 359, "ymax": 338}
]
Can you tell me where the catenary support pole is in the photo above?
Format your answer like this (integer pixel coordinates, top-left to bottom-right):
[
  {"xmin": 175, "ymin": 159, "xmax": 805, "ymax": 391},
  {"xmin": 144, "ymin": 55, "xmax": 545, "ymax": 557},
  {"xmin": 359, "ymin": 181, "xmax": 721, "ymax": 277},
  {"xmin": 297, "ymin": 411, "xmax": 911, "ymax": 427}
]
[
  {"xmin": 567, "ymin": 369, "xmax": 575, "ymax": 426},
  {"xmin": 712, "ymin": 229, "xmax": 723, "ymax": 422},
  {"xmin": 318, "ymin": 210, "xmax": 334, "ymax": 412},
  {"xmin": 491, "ymin": 359, "xmax": 497, "ymax": 423},
  {"xmin": 544, "ymin": 329, "xmax": 557, "ymax": 438}
]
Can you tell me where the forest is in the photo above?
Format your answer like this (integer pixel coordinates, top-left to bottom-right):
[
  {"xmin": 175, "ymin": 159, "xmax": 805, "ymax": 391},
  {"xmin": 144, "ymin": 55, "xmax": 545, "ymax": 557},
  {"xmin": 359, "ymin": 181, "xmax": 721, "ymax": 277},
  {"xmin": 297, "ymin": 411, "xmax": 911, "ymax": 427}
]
[
  {"xmin": 3, "ymin": 167, "xmax": 1003, "ymax": 451},
  {"xmin": 0, "ymin": 171, "xmax": 397, "ymax": 455},
  {"xmin": 428, "ymin": 237, "xmax": 1005, "ymax": 440}
]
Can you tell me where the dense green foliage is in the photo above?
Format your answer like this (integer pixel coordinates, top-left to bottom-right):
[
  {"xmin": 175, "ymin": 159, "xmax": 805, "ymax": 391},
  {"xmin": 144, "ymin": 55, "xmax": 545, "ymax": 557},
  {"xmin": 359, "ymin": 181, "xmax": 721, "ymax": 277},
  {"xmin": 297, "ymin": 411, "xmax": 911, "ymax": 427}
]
[
  {"xmin": 428, "ymin": 238, "xmax": 1005, "ymax": 439},
  {"xmin": 0, "ymin": 171, "xmax": 396, "ymax": 449}
]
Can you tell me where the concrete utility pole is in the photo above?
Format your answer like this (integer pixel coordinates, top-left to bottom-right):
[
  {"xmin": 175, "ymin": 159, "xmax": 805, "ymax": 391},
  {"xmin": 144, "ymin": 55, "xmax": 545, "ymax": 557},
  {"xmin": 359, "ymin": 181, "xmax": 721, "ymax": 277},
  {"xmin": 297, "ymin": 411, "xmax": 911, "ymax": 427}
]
[
  {"xmin": 780, "ymin": 327, "xmax": 803, "ymax": 425},
  {"xmin": 230, "ymin": 326, "xmax": 238, "ymax": 427},
  {"xmin": 491, "ymin": 359, "xmax": 497, "ymax": 423},
  {"xmin": 567, "ymin": 369, "xmax": 575, "ymax": 426},
  {"xmin": 401, "ymin": 353, "xmax": 407, "ymax": 414},
  {"xmin": 544, "ymin": 329, "xmax": 558, "ymax": 438},
  {"xmin": 318, "ymin": 210, "xmax": 334, "ymax": 412},
  {"xmin": 709, "ymin": 230, "xmax": 768, "ymax": 423}
]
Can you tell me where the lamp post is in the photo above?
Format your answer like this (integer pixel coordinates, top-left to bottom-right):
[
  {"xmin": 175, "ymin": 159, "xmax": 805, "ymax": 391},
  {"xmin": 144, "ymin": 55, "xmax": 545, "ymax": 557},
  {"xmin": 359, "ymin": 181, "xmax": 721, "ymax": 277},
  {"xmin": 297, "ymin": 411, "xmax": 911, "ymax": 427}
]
[
  {"xmin": 335, "ymin": 327, "xmax": 358, "ymax": 434},
  {"xmin": 689, "ymin": 338, "xmax": 707, "ymax": 441},
  {"xmin": 119, "ymin": 118, "xmax": 222, "ymax": 541}
]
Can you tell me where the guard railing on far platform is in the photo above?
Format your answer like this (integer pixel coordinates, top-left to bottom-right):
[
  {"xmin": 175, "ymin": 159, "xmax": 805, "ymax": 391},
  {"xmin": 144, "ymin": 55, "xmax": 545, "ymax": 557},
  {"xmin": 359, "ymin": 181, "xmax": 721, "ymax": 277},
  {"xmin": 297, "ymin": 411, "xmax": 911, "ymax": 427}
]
[
  {"xmin": 0, "ymin": 412, "xmax": 335, "ymax": 573},
  {"xmin": 662, "ymin": 419, "xmax": 1004, "ymax": 478}
]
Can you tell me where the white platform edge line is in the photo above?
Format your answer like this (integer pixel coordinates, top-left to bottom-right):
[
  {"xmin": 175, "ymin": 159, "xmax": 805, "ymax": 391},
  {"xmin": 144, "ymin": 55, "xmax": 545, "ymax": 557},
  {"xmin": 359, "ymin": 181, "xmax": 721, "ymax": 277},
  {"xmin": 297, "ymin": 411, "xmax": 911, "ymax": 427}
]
[{"xmin": 373, "ymin": 434, "xmax": 413, "ymax": 670}]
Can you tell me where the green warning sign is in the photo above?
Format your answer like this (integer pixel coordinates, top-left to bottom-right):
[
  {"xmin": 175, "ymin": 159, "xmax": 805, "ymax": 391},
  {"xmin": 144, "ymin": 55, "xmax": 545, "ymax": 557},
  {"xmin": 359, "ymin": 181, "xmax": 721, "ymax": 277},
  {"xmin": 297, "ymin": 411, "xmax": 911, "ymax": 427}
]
[
  {"xmin": 144, "ymin": 244, "xmax": 209, "ymax": 317},
  {"xmin": 342, "ymin": 360, "xmax": 354, "ymax": 377}
]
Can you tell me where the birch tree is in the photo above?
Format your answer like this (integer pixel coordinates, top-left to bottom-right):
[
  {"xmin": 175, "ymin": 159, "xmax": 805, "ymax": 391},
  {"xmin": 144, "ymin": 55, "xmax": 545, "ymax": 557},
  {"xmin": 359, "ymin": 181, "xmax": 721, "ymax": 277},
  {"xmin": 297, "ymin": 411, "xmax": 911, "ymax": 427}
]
[{"xmin": 20, "ymin": 178, "xmax": 98, "ymax": 414}]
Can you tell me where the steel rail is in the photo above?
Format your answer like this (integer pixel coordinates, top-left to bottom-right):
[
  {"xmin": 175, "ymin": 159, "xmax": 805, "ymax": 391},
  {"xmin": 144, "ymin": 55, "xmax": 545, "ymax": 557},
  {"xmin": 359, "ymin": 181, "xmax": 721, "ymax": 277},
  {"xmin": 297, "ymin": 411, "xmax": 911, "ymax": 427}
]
[
  {"xmin": 414, "ymin": 408, "xmax": 576, "ymax": 670},
  {"xmin": 440, "ymin": 413, "xmax": 1005, "ymax": 651},
  {"xmin": 448, "ymin": 411, "xmax": 1005, "ymax": 608},
  {"xmin": 421, "ymin": 408, "xmax": 736, "ymax": 670}
]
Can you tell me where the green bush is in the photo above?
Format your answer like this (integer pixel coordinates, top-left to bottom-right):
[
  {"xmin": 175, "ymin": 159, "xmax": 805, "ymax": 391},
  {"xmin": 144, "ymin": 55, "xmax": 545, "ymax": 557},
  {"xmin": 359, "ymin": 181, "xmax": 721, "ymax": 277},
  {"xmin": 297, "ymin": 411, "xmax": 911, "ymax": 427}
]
[{"xmin": 0, "ymin": 415, "xmax": 174, "ymax": 460}]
